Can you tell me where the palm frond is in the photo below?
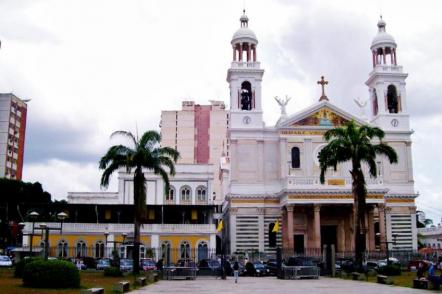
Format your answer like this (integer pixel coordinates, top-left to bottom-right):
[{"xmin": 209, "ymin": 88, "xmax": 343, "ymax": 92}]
[
  {"xmin": 139, "ymin": 131, "xmax": 161, "ymax": 150},
  {"xmin": 374, "ymin": 143, "xmax": 398, "ymax": 164},
  {"xmin": 154, "ymin": 166, "xmax": 171, "ymax": 196},
  {"xmin": 159, "ymin": 146, "xmax": 180, "ymax": 162},
  {"xmin": 111, "ymin": 130, "xmax": 137, "ymax": 147}
]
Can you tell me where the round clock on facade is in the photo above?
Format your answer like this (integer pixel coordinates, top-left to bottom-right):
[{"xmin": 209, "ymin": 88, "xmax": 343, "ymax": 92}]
[
  {"xmin": 243, "ymin": 116, "xmax": 251, "ymax": 124},
  {"xmin": 391, "ymin": 119, "xmax": 399, "ymax": 127}
]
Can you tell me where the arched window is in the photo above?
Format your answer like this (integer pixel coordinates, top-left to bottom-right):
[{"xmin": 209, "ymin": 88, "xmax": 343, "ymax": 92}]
[
  {"xmin": 196, "ymin": 186, "xmax": 207, "ymax": 202},
  {"xmin": 180, "ymin": 241, "xmax": 191, "ymax": 259},
  {"xmin": 240, "ymin": 81, "xmax": 252, "ymax": 110},
  {"xmin": 387, "ymin": 84, "xmax": 399, "ymax": 113},
  {"xmin": 75, "ymin": 240, "xmax": 87, "ymax": 258},
  {"xmin": 165, "ymin": 186, "xmax": 175, "ymax": 204},
  {"xmin": 372, "ymin": 89, "xmax": 379, "ymax": 116},
  {"xmin": 291, "ymin": 147, "xmax": 300, "ymax": 168},
  {"xmin": 197, "ymin": 241, "xmax": 208, "ymax": 261},
  {"xmin": 180, "ymin": 186, "xmax": 191, "ymax": 203},
  {"xmin": 57, "ymin": 240, "xmax": 68, "ymax": 258},
  {"xmin": 95, "ymin": 241, "xmax": 105, "ymax": 258},
  {"xmin": 161, "ymin": 241, "xmax": 171, "ymax": 266}
]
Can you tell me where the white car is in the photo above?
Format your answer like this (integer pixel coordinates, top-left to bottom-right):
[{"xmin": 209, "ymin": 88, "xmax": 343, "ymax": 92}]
[{"xmin": 0, "ymin": 255, "xmax": 12, "ymax": 267}]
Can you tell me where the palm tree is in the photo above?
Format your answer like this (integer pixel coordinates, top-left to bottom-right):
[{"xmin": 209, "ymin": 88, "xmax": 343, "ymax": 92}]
[
  {"xmin": 99, "ymin": 130, "xmax": 179, "ymax": 274},
  {"xmin": 318, "ymin": 120, "xmax": 397, "ymax": 269}
]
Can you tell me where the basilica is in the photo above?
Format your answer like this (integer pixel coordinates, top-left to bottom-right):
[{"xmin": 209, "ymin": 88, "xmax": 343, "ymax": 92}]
[{"xmin": 20, "ymin": 11, "xmax": 417, "ymax": 262}]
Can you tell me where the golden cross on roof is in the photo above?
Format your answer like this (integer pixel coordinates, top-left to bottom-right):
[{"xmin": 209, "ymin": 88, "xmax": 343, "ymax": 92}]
[{"xmin": 317, "ymin": 76, "xmax": 329, "ymax": 102}]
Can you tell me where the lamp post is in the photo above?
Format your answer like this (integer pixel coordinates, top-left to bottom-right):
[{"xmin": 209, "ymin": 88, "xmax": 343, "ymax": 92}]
[
  {"xmin": 376, "ymin": 232, "xmax": 398, "ymax": 264},
  {"xmin": 104, "ymin": 232, "xmax": 127, "ymax": 267},
  {"xmin": 40, "ymin": 212, "xmax": 68, "ymax": 261},
  {"xmin": 28, "ymin": 211, "xmax": 39, "ymax": 256}
]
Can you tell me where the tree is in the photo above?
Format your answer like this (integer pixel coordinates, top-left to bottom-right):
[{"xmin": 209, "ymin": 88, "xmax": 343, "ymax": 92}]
[
  {"xmin": 318, "ymin": 120, "xmax": 397, "ymax": 269},
  {"xmin": 99, "ymin": 130, "xmax": 179, "ymax": 274}
]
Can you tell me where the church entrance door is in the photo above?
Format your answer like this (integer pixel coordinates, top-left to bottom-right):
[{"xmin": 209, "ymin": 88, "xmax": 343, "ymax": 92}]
[{"xmin": 294, "ymin": 234, "xmax": 305, "ymax": 255}]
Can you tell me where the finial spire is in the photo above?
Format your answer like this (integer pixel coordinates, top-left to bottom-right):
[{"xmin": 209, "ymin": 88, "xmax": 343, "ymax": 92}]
[{"xmin": 317, "ymin": 76, "xmax": 329, "ymax": 101}]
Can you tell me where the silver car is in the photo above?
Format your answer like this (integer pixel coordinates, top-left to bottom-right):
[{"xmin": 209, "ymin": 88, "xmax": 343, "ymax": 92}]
[{"xmin": 0, "ymin": 255, "xmax": 12, "ymax": 267}]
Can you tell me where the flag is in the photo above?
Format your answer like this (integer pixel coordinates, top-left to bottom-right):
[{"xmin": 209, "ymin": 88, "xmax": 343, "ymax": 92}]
[
  {"xmin": 272, "ymin": 220, "xmax": 279, "ymax": 233},
  {"xmin": 217, "ymin": 219, "xmax": 224, "ymax": 232}
]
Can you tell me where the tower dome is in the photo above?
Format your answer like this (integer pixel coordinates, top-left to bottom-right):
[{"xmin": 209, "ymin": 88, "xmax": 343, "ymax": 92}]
[
  {"xmin": 370, "ymin": 17, "xmax": 398, "ymax": 67},
  {"xmin": 371, "ymin": 17, "xmax": 396, "ymax": 50},
  {"xmin": 231, "ymin": 10, "xmax": 258, "ymax": 45}
]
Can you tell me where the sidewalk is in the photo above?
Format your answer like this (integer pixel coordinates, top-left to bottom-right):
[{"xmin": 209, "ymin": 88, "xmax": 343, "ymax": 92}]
[{"xmin": 131, "ymin": 277, "xmax": 426, "ymax": 293}]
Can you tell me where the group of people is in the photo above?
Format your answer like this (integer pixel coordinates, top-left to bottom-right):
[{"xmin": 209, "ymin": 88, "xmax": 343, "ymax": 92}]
[{"xmin": 417, "ymin": 257, "xmax": 442, "ymax": 285}]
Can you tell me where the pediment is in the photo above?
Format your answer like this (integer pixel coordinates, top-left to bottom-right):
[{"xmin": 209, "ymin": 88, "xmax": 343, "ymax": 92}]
[{"xmin": 278, "ymin": 101, "xmax": 368, "ymax": 129}]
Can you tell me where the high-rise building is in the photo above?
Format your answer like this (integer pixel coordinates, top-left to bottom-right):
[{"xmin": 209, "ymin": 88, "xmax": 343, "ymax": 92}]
[
  {"xmin": 0, "ymin": 93, "xmax": 28, "ymax": 180},
  {"xmin": 160, "ymin": 100, "xmax": 228, "ymax": 202}
]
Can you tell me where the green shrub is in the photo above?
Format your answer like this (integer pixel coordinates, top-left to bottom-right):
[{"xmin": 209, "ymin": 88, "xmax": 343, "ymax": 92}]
[
  {"xmin": 14, "ymin": 257, "xmax": 42, "ymax": 278},
  {"xmin": 22, "ymin": 259, "xmax": 80, "ymax": 288},
  {"xmin": 377, "ymin": 264, "xmax": 401, "ymax": 276},
  {"xmin": 104, "ymin": 266, "xmax": 123, "ymax": 277}
]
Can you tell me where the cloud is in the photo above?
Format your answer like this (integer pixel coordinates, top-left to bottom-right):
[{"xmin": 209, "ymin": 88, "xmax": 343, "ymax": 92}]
[{"xmin": 0, "ymin": 0, "xmax": 440, "ymax": 221}]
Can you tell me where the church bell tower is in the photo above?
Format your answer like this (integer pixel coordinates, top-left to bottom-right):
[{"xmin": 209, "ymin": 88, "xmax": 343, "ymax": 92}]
[
  {"xmin": 366, "ymin": 17, "xmax": 410, "ymax": 131},
  {"xmin": 227, "ymin": 11, "xmax": 265, "ymax": 129}
]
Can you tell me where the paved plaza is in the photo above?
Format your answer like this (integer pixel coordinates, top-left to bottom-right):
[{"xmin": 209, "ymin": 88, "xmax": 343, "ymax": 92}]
[{"xmin": 132, "ymin": 277, "xmax": 426, "ymax": 294}]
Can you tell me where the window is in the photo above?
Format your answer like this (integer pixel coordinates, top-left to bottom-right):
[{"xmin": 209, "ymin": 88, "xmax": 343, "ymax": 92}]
[
  {"xmin": 57, "ymin": 240, "xmax": 68, "ymax": 258},
  {"xmin": 196, "ymin": 186, "xmax": 207, "ymax": 202},
  {"xmin": 180, "ymin": 186, "xmax": 191, "ymax": 202},
  {"xmin": 139, "ymin": 244, "xmax": 146, "ymax": 259},
  {"xmin": 197, "ymin": 241, "xmax": 208, "ymax": 261},
  {"xmin": 161, "ymin": 241, "xmax": 171, "ymax": 266},
  {"xmin": 95, "ymin": 241, "xmax": 105, "ymax": 258},
  {"xmin": 75, "ymin": 240, "xmax": 87, "ymax": 258},
  {"xmin": 291, "ymin": 147, "xmax": 300, "ymax": 168},
  {"xmin": 240, "ymin": 81, "xmax": 252, "ymax": 110},
  {"xmin": 165, "ymin": 186, "xmax": 175, "ymax": 203},
  {"xmin": 387, "ymin": 84, "xmax": 399, "ymax": 113},
  {"xmin": 180, "ymin": 241, "xmax": 191, "ymax": 259}
]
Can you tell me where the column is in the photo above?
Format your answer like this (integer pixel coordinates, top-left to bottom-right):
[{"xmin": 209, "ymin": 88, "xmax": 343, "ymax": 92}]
[
  {"xmin": 378, "ymin": 204, "xmax": 386, "ymax": 251},
  {"xmin": 232, "ymin": 46, "xmax": 236, "ymax": 61},
  {"xmin": 382, "ymin": 48, "xmax": 386, "ymax": 64},
  {"xmin": 372, "ymin": 51, "xmax": 376, "ymax": 67},
  {"xmin": 338, "ymin": 220, "xmax": 346, "ymax": 252},
  {"xmin": 239, "ymin": 43, "xmax": 243, "ymax": 61},
  {"xmin": 313, "ymin": 205, "xmax": 321, "ymax": 249},
  {"xmin": 252, "ymin": 46, "xmax": 256, "ymax": 62},
  {"xmin": 258, "ymin": 208, "xmax": 265, "ymax": 252},
  {"xmin": 368, "ymin": 208, "xmax": 375, "ymax": 251},
  {"xmin": 229, "ymin": 208, "xmax": 237, "ymax": 253},
  {"xmin": 151, "ymin": 234, "xmax": 160, "ymax": 260},
  {"xmin": 247, "ymin": 43, "xmax": 251, "ymax": 62},
  {"xmin": 281, "ymin": 209, "xmax": 288, "ymax": 248},
  {"xmin": 287, "ymin": 206, "xmax": 294, "ymax": 249},
  {"xmin": 390, "ymin": 48, "xmax": 394, "ymax": 65},
  {"xmin": 393, "ymin": 48, "xmax": 397, "ymax": 65}
]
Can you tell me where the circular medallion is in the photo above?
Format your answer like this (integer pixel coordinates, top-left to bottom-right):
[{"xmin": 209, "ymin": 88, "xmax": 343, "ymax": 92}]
[
  {"xmin": 243, "ymin": 116, "xmax": 251, "ymax": 125},
  {"xmin": 391, "ymin": 119, "xmax": 399, "ymax": 127}
]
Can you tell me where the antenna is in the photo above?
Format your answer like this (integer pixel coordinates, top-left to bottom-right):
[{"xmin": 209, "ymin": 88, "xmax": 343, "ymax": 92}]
[{"xmin": 135, "ymin": 121, "xmax": 139, "ymax": 141}]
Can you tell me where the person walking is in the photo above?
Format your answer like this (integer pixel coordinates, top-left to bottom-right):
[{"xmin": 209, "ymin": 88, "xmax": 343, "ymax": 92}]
[{"xmin": 233, "ymin": 261, "xmax": 240, "ymax": 283}]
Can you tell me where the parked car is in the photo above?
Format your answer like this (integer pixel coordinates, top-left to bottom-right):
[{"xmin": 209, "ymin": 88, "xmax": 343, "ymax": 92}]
[
  {"xmin": 176, "ymin": 259, "xmax": 197, "ymax": 268},
  {"xmin": 265, "ymin": 259, "xmax": 278, "ymax": 276},
  {"xmin": 96, "ymin": 259, "xmax": 111, "ymax": 270},
  {"xmin": 0, "ymin": 255, "xmax": 12, "ymax": 267},
  {"xmin": 251, "ymin": 261, "xmax": 270, "ymax": 276},
  {"xmin": 140, "ymin": 259, "xmax": 157, "ymax": 271},
  {"xmin": 120, "ymin": 259, "xmax": 133, "ymax": 272},
  {"xmin": 378, "ymin": 257, "xmax": 401, "ymax": 268}
]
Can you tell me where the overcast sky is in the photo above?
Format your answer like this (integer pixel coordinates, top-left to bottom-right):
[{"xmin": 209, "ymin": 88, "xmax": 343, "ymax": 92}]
[{"xmin": 0, "ymin": 0, "xmax": 441, "ymax": 222}]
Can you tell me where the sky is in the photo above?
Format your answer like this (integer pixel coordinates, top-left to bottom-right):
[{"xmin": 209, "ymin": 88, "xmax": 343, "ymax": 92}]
[{"xmin": 0, "ymin": 0, "xmax": 441, "ymax": 222}]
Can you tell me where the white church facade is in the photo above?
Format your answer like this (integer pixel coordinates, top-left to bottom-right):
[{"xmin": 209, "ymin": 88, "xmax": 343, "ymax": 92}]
[{"xmin": 220, "ymin": 13, "xmax": 417, "ymax": 254}]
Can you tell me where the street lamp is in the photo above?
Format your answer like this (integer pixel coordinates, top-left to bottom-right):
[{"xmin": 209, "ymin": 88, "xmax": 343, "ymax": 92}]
[
  {"xmin": 39, "ymin": 212, "xmax": 68, "ymax": 261},
  {"xmin": 104, "ymin": 232, "xmax": 127, "ymax": 266},
  {"xmin": 28, "ymin": 211, "xmax": 39, "ymax": 256},
  {"xmin": 376, "ymin": 233, "xmax": 399, "ymax": 264}
]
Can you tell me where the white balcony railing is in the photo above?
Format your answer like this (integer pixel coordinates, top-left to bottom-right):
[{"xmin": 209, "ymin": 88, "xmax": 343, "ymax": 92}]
[
  {"xmin": 286, "ymin": 175, "xmax": 384, "ymax": 189},
  {"xmin": 23, "ymin": 223, "xmax": 217, "ymax": 235},
  {"xmin": 231, "ymin": 61, "xmax": 260, "ymax": 69}
]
